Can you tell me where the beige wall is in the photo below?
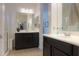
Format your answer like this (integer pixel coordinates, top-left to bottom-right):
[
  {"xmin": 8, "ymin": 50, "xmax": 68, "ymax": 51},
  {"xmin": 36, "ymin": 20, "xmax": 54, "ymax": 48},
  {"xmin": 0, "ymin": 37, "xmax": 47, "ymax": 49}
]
[{"xmin": 0, "ymin": 4, "xmax": 2, "ymax": 34}]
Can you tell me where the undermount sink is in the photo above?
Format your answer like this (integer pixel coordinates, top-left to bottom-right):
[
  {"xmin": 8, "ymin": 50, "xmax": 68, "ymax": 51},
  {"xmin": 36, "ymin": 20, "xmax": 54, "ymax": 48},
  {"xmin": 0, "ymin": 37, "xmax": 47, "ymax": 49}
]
[
  {"xmin": 19, "ymin": 30, "xmax": 26, "ymax": 32},
  {"xmin": 48, "ymin": 33, "xmax": 71, "ymax": 38},
  {"xmin": 63, "ymin": 32, "xmax": 71, "ymax": 36}
]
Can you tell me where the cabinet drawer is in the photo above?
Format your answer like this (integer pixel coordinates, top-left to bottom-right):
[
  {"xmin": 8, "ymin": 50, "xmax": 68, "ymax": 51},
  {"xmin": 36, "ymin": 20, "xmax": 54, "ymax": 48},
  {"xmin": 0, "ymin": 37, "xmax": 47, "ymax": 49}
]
[
  {"xmin": 33, "ymin": 33, "xmax": 39, "ymax": 37},
  {"xmin": 54, "ymin": 47, "xmax": 67, "ymax": 56},
  {"xmin": 15, "ymin": 34, "xmax": 24, "ymax": 38},
  {"xmin": 23, "ymin": 33, "xmax": 32, "ymax": 37},
  {"xmin": 54, "ymin": 39, "xmax": 71, "ymax": 46},
  {"xmin": 43, "ymin": 36, "xmax": 53, "ymax": 44},
  {"xmin": 54, "ymin": 40, "xmax": 72, "ymax": 55}
]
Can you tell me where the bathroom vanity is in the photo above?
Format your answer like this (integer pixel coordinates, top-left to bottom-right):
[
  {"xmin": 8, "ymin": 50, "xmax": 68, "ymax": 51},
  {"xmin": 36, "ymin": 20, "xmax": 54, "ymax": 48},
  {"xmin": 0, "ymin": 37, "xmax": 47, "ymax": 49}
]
[
  {"xmin": 42, "ymin": 3, "xmax": 79, "ymax": 56},
  {"xmin": 15, "ymin": 32, "xmax": 39, "ymax": 50},
  {"xmin": 15, "ymin": 11, "xmax": 40, "ymax": 50},
  {"xmin": 43, "ymin": 34, "xmax": 79, "ymax": 56}
]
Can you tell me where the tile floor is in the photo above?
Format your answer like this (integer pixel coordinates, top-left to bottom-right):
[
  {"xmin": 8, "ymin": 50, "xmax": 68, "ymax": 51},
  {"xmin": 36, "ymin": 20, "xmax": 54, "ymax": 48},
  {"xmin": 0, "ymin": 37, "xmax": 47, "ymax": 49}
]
[{"xmin": 9, "ymin": 48, "xmax": 43, "ymax": 56}]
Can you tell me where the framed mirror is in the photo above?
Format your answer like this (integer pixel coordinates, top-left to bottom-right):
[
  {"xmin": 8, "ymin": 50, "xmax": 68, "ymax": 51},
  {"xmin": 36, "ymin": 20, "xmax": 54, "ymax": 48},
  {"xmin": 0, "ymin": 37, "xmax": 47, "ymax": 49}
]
[
  {"xmin": 16, "ymin": 12, "xmax": 40, "ymax": 32},
  {"xmin": 62, "ymin": 3, "xmax": 79, "ymax": 31}
]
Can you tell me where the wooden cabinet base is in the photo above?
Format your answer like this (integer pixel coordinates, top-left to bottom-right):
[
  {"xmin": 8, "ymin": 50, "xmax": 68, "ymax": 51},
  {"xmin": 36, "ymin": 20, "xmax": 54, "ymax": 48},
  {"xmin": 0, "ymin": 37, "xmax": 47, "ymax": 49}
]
[
  {"xmin": 15, "ymin": 33, "xmax": 39, "ymax": 50},
  {"xmin": 43, "ymin": 36, "xmax": 79, "ymax": 56}
]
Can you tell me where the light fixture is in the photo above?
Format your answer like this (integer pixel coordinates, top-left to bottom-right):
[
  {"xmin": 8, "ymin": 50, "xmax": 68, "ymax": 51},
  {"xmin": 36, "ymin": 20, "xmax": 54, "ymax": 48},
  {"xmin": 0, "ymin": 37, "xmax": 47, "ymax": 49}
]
[{"xmin": 19, "ymin": 8, "xmax": 34, "ymax": 14}]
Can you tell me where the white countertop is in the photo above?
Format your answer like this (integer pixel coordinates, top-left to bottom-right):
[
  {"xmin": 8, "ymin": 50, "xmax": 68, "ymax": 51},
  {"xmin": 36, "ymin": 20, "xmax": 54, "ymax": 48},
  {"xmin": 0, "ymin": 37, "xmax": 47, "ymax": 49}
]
[
  {"xmin": 16, "ymin": 30, "xmax": 39, "ymax": 33},
  {"xmin": 16, "ymin": 31, "xmax": 39, "ymax": 33},
  {"xmin": 43, "ymin": 34, "xmax": 79, "ymax": 46}
]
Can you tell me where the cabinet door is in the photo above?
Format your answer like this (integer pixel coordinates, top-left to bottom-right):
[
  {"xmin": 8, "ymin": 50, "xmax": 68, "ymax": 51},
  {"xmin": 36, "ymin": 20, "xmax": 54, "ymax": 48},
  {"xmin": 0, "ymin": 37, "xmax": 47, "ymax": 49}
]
[
  {"xmin": 43, "ymin": 42, "xmax": 51, "ymax": 56},
  {"xmin": 15, "ymin": 33, "xmax": 25, "ymax": 50},
  {"xmin": 53, "ymin": 47, "xmax": 67, "ymax": 56},
  {"xmin": 32, "ymin": 33, "xmax": 39, "ymax": 47},
  {"xmin": 43, "ymin": 37, "xmax": 51, "ymax": 56},
  {"xmin": 23, "ymin": 33, "xmax": 33, "ymax": 48},
  {"xmin": 54, "ymin": 39, "xmax": 72, "ymax": 55},
  {"xmin": 73, "ymin": 45, "xmax": 79, "ymax": 56}
]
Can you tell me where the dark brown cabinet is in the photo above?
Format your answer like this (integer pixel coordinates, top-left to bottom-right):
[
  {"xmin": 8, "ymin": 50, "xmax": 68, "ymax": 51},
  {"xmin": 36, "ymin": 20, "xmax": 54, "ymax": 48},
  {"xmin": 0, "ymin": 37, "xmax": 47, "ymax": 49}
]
[
  {"xmin": 43, "ymin": 37, "xmax": 51, "ymax": 56},
  {"xmin": 43, "ymin": 36, "xmax": 79, "ymax": 56},
  {"xmin": 15, "ymin": 32, "xmax": 39, "ymax": 50},
  {"xmin": 32, "ymin": 33, "xmax": 39, "ymax": 47},
  {"xmin": 53, "ymin": 47, "xmax": 67, "ymax": 56}
]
